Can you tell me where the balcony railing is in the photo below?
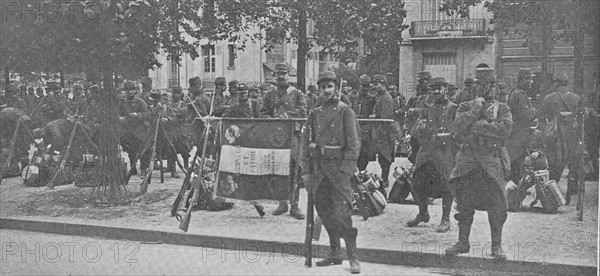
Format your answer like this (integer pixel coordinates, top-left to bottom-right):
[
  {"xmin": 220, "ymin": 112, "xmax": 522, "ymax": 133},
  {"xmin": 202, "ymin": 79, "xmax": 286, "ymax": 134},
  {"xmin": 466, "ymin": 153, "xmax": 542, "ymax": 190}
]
[{"xmin": 410, "ymin": 19, "xmax": 487, "ymax": 39}]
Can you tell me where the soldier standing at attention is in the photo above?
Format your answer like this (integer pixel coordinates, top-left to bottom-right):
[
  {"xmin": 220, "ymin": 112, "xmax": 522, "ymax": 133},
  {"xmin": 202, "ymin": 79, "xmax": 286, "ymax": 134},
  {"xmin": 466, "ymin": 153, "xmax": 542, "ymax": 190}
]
[
  {"xmin": 369, "ymin": 74, "xmax": 396, "ymax": 188},
  {"xmin": 351, "ymin": 75, "xmax": 376, "ymax": 171},
  {"xmin": 260, "ymin": 63, "xmax": 307, "ymax": 219},
  {"xmin": 506, "ymin": 69, "xmax": 537, "ymax": 183},
  {"xmin": 301, "ymin": 71, "xmax": 361, "ymax": 274},
  {"xmin": 406, "ymin": 77, "xmax": 457, "ymax": 233},
  {"xmin": 445, "ymin": 68, "xmax": 513, "ymax": 260}
]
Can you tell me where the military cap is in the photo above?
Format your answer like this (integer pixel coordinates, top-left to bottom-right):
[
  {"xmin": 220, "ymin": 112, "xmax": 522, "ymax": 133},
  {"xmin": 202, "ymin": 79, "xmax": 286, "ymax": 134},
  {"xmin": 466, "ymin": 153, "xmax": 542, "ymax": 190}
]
[
  {"xmin": 417, "ymin": 71, "xmax": 432, "ymax": 80},
  {"xmin": 359, "ymin": 75, "xmax": 371, "ymax": 85},
  {"xmin": 372, "ymin": 74, "xmax": 387, "ymax": 84},
  {"xmin": 172, "ymin": 86, "xmax": 182, "ymax": 93},
  {"xmin": 464, "ymin": 78, "xmax": 474, "ymax": 85},
  {"xmin": 274, "ymin": 63, "xmax": 289, "ymax": 73},
  {"xmin": 249, "ymin": 85, "xmax": 259, "ymax": 92},
  {"xmin": 150, "ymin": 91, "xmax": 161, "ymax": 100},
  {"xmin": 228, "ymin": 80, "xmax": 239, "ymax": 87},
  {"xmin": 475, "ymin": 68, "xmax": 496, "ymax": 83},
  {"xmin": 5, "ymin": 84, "xmax": 16, "ymax": 94},
  {"xmin": 341, "ymin": 80, "xmax": 349, "ymax": 87},
  {"xmin": 317, "ymin": 71, "xmax": 338, "ymax": 85},
  {"xmin": 431, "ymin": 77, "xmax": 448, "ymax": 86},
  {"xmin": 123, "ymin": 82, "xmax": 136, "ymax": 90},
  {"xmin": 517, "ymin": 68, "xmax": 533, "ymax": 82},
  {"xmin": 308, "ymin": 84, "xmax": 317, "ymax": 90},
  {"xmin": 45, "ymin": 82, "xmax": 62, "ymax": 90},
  {"xmin": 553, "ymin": 72, "xmax": 569, "ymax": 83},
  {"xmin": 387, "ymin": 85, "xmax": 398, "ymax": 90},
  {"xmin": 237, "ymin": 83, "xmax": 249, "ymax": 91},
  {"xmin": 214, "ymin": 77, "xmax": 226, "ymax": 85},
  {"xmin": 189, "ymin": 77, "xmax": 202, "ymax": 85}
]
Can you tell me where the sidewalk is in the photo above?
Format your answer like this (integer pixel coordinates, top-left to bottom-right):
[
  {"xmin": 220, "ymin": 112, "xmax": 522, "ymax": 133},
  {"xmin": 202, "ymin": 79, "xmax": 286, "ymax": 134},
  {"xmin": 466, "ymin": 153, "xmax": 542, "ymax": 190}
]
[{"xmin": 0, "ymin": 158, "xmax": 597, "ymax": 275}]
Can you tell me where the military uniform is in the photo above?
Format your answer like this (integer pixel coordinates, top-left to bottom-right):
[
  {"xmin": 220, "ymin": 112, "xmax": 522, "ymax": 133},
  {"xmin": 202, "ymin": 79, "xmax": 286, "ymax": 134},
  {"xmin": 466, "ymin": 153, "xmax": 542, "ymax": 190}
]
[
  {"xmin": 506, "ymin": 69, "xmax": 537, "ymax": 182},
  {"xmin": 351, "ymin": 75, "xmax": 376, "ymax": 171},
  {"xmin": 301, "ymin": 71, "xmax": 360, "ymax": 273},
  {"xmin": 446, "ymin": 68, "xmax": 512, "ymax": 260},
  {"xmin": 0, "ymin": 107, "xmax": 33, "ymax": 169},
  {"xmin": 407, "ymin": 78, "xmax": 458, "ymax": 232},
  {"xmin": 118, "ymin": 84, "xmax": 149, "ymax": 175},
  {"xmin": 537, "ymin": 73, "xmax": 584, "ymax": 203},
  {"xmin": 370, "ymin": 83, "xmax": 395, "ymax": 187},
  {"xmin": 260, "ymin": 63, "xmax": 307, "ymax": 219},
  {"xmin": 406, "ymin": 71, "xmax": 432, "ymax": 164}
]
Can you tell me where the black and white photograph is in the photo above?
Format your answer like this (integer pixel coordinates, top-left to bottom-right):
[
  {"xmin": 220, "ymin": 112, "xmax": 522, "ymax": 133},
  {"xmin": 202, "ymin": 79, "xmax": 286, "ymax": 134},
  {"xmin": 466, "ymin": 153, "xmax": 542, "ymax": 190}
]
[{"xmin": 0, "ymin": 0, "xmax": 598, "ymax": 275}]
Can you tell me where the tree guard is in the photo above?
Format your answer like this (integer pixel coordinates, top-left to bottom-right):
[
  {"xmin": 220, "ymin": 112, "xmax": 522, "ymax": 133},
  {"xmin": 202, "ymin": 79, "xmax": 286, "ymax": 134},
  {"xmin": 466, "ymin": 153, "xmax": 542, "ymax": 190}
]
[{"xmin": 91, "ymin": 88, "xmax": 130, "ymax": 206}]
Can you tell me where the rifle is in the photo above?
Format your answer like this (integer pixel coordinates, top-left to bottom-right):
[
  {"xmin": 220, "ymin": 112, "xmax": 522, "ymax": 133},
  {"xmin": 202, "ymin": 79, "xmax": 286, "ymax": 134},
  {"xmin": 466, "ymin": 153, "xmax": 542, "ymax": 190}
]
[
  {"xmin": 47, "ymin": 118, "xmax": 80, "ymax": 189},
  {"xmin": 178, "ymin": 86, "xmax": 218, "ymax": 232},
  {"xmin": 0, "ymin": 117, "xmax": 21, "ymax": 185},
  {"xmin": 140, "ymin": 112, "xmax": 161, "ymax": 194},
  {"xmin": 171, "ymin": 149, "xmax": 200, "ymax": 217},
  {"xmin": 577, "ymin": 110, "xmax": 587, "ymax": 221},
  {"xmin": 304, "ymin": 123, "xmax": 316, "ymax": 267}
]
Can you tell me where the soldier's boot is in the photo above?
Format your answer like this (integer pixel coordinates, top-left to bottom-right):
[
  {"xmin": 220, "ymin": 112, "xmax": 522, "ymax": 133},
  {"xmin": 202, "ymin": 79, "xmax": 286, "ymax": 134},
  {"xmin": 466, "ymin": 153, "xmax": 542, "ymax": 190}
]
[
  {"xmin": 253, "ymin": 204, "xmax": 265, "ymax": 217},
  {"xmin": 490, "ymin": 215, "xmax": 507, "ymax": 260},
  {"xmin": 168, "ymin": 160, "xmax": 180, "ymax": 178},
  {"xmin": 272, "ymin": 201, "xmax": 289, "ymax": 216},
  {"xmin": 407, "ymin": 201, "xmax": 430, "ymax": 227},
  {"xmin": 436, "ymin": 196, "xmax": 453, "ymax": 233},
  {"xmin": 290, "ymin": 202, "xmax": 305, "ymax": 220},
  {"xmin": 316, "ymin": 231, "xmax": 343, "ymax": 266},
  {"xmin": 445, "ymin": 213, "xmax": 472, "ymax": 256},
  {"xmin": 345, "ymin": 229, "xmax": 361, "ymax": 274}
]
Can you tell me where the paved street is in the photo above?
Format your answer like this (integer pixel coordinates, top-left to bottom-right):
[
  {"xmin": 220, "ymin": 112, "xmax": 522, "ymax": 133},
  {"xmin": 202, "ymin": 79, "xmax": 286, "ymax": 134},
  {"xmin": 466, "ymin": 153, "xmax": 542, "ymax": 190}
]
[{"xmin": 0, "ymin": 230, "xmax": 453, "ymax": 275}]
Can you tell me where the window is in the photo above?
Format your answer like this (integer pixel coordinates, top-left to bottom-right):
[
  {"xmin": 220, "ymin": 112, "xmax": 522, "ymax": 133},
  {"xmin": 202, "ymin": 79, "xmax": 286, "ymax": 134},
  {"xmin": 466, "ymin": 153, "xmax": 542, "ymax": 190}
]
[
  {"xmin": 291, "ymin": 50, "xmax": 297, "ymax": 59},
  {"xmin": 202, "ymin": 44, "xmax": 216, "ymax": 73},
  {"xmin": 168, "ymin": 51, "xmax": 180, "ymax": 88},
  {"xmin": 228, "ymin": 45, "xmax": 236, "ymax": 69}
]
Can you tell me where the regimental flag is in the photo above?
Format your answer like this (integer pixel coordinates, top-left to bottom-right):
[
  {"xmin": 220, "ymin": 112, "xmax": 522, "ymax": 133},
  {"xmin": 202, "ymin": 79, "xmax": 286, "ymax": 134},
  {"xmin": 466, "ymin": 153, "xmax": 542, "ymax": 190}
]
[{"xmin": 216, "ymin": 119, "xmax": 298, "ymax": 201}]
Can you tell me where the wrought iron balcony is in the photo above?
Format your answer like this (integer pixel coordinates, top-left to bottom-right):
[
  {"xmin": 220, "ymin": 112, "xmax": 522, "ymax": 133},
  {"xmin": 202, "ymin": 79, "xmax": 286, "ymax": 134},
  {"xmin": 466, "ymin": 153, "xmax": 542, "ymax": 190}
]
[{"xmin": 410, "ymin": 19, "xmax": 487, "ymax": 40}]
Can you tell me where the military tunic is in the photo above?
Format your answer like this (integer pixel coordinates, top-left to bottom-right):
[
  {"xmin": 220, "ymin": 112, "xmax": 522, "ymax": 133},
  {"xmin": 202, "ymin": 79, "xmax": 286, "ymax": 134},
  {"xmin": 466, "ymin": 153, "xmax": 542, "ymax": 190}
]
[
  {"xmin": 371, "ymin": 90, "xmax": 395, "ymax": 162},
  {"xmin": 537, "ymin": 86, "xmax": 584, "ymax": 188},
  {"xmin": 449, "ymin": 99, "xmax": 513, "ymax": 212},
  {"xmin": 39, "ymin": 97, "xmax": 65, "ymax": 122},
  {"xmin": 411, "ymin": 99, "xmax": 458, "ymax": 198},
  {"xmin": 260, "ymin": 83, "xmax": 307, "ymax": 119},
  {"xmin": 351, "ymin": 92, "xmax": 376, "ymax": 170},
  {"xmin": 222, "ymin": 99, "xmax": 261, "ymax": 118},
  {"xmin": 301, "ymin": 100, "xmax": 360, "ymax": 242},
  {"xmin": 506, "ymin": 87, "xmax": 537, "ymax": 182}
]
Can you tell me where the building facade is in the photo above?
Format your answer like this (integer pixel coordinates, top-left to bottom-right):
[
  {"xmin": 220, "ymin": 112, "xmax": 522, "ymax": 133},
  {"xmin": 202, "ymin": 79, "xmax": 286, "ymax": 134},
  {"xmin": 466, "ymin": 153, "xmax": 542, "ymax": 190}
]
[
  {"xmin": 399, "ymin": 0, "xmax": 494, "ymax": 98},
  {"xmin": 149, "ymin": 23, "xmax": 336, "ymax": 94}
]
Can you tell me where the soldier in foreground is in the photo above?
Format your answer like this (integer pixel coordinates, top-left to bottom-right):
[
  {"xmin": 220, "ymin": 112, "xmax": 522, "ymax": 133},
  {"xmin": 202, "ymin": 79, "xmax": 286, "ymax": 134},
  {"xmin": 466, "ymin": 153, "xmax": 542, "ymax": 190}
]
[
  {"xmin": 301, "ymin": 71, "xmax": 361, "ymax": 274},
  {"xmin": 260, "ymin": 63, "xmax": 307, "ymax": 219},
  {"xmin": 446, "ymin": 68, "xmax": 512, "ymax": 260},
  {"xmin": 406, "ymin": 77, "xmax": 457, "ymax": 233}
]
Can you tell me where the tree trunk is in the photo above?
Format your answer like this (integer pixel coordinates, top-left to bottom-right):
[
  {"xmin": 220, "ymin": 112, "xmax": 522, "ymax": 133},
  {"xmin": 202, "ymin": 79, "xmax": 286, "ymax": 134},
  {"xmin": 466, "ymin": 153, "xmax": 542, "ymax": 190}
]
[
  {"xmin": 4, "ymin": 67, "xmax": 9, "ymax": 87},
  {"xmin": 296, "ymin": 0, "xmax": 308, "ymax": 92},
  {"xmin": 573, "ymin": 31, "xmax": 584, "ymax": 96}
]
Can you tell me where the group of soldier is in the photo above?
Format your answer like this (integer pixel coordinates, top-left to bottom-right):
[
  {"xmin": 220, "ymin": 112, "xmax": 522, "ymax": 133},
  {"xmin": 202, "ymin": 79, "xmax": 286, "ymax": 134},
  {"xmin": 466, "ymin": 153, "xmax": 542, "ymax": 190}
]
[{"xmin": 0, "ymin": 61, "xmax": 594, "ymax": 274}]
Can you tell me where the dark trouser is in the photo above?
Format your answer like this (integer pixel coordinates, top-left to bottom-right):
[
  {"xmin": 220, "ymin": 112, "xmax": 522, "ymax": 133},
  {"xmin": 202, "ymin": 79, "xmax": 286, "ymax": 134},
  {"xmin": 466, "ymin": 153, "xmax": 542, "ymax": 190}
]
[
  {"xmin": 288, "ymin": 159, "xmax": 300, "ymax": 203},
  {"xmin": 378, "ymin": 154, "xmax": 391, "ymax": 186},
  {"xmin": 509, "ymin": 156, "xmax": 525, "ymax": 184},
  {"xmin": 548, "ymin": 154, "xmax": 580, "ymax": 196},
  {"xmin": 357, "ymin": 149, "xmax": 370, "ymax": 171},
  {"xmin": 455, "ymin": 206, "xmax": 507, "ymax": 246},
  {"xmin": 315, "ymin": 175, "xmax": 356, "ymax": 246}
]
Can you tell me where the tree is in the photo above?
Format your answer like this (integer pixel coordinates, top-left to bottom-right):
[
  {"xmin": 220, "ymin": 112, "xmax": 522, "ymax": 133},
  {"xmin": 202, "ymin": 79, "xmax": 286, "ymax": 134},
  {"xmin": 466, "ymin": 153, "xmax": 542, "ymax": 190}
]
[
  {"xmin": 198, "ymin": 0, "xmax": 408, "ymax": 90},
  {"xmin": 1, "ymin": 0, "xmax": 208, "ymax": 86},
  {"xmin": 440, "ymin": 0, "xmax": 600, "ymax": 96}
]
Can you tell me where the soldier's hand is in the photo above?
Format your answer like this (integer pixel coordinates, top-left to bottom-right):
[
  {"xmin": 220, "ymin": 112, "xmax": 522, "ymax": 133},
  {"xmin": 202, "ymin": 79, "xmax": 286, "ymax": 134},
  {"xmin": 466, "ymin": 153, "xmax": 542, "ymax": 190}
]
[
  {"xmin": 530, "ymin": 152, "xmax": 539, "ymax": 159},
  {"xmin": 524, "ymin": 156, "xmax": 532, "ymax": 166},
  {"xmin": 160, "ymin": 117, "xmax": 169, "ymax": 123},
  {"xmin": 505, "ymin": 180, "xmax": 517, "ymax": 191},
  {"xmin": 474, "ymin": 97, "xmax": 485, "ymax": 108}
]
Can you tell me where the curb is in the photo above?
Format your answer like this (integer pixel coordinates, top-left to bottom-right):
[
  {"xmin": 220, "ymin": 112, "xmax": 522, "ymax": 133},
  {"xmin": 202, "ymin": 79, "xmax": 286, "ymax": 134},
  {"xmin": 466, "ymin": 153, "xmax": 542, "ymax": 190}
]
[{"xmin": 0, "ymin": 218, "xmax": 596, "ymax": 275}]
